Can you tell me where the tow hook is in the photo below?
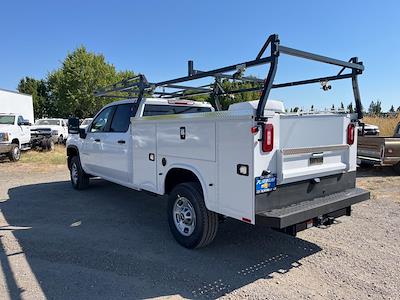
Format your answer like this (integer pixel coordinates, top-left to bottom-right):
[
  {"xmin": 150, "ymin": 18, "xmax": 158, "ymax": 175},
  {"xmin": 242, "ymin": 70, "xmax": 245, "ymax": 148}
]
[{"xmin": 316, "ymin": 215, "xmax": 335, "ymax": 227}]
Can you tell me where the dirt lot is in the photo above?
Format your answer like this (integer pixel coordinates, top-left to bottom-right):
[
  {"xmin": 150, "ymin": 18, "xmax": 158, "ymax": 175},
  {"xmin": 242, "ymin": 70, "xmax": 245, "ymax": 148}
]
[{"xmin": 0, "ymin": 160, "xmax": 399, "ymax": 299}]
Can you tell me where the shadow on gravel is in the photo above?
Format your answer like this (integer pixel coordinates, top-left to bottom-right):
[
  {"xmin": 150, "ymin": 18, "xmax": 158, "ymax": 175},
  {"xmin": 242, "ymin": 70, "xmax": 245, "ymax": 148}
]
[
  {"xmin": 356, "ymin": 166, "xmax": 398, "ymax": 178},
  {"xmin": 1, "ymin": 179, "xmax": 321, "ymax": 299}
]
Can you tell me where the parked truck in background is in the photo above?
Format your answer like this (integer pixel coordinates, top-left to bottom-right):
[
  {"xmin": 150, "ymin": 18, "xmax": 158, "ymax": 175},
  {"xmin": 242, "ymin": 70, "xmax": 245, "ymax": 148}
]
[
  {"xmin": 0, "ymin": 89, "xmax": 34, "ymax": 161},
  {"xmin": 358, "ymin": 122, "xmax": 400, "ymax": 174},
  {"xmin": 67, "ymin": 34, "xmax": 370, "ymax": 248},
  {"xmin": 0, "ymin": 88, "xmax": 59, "ymax": 161},
  {"xmin": 31, "ymin": 118, "xmax": 69, "ymax": 144}
]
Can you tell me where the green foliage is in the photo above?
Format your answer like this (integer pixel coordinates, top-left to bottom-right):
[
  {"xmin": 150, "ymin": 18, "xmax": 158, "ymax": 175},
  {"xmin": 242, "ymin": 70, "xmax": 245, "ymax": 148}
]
[
  {"xmin": 347, "ymin": 102, "xmax": 354, "ymax": 113},
  {"xmin": 17, "ymin": 77, "xmax": 49, "ymax": 118},
  {"xmin": 368, "ymin": 100, "xmax": 382, "ymax": 115},
  {"xmin": 389, "ymin": 105, "xmax": 395, "ymax": 113},
  {"xmin": 46, "ymin": 46, "xmax": 134, "ymax": 118},
  {"xmin": 217, "ymin": 80, "xmax": 261, "ymax": 110}
]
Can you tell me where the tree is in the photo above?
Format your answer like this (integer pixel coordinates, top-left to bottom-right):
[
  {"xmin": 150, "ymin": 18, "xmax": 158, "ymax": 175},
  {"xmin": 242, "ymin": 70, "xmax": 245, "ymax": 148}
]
[
  {"xmin": 331, "ymin": 104, "xmax": 335, "ymax": 111},
  {"xmin": 397, "ymin": 106, "xmax": 400, "ymax": 112},
  {"xmin": 347, "ymin": 102, "xmax": 354, "ymax": 113},
  {"xmin": 368, "ymin": 100, "xmax": 382, "ymax": 115},
  {"xmin": 310, "ymin": 104, "xmax": 314, "ymax": 111},
  {"xmin": 340, "ymin": 102, "xmax": 344, "ymax": 110},
  {"xmin": 389, "ymin": 105, "xmax": 395, "ymax": 113},
  {"xmin": 217, "ymin": 79, "xmax": 261, "ymax": 110},
  {"xmin": 293, "ymin": 107, "xmax": 299, "ymax": 113},
  {"xmin": 17, "ymin": 77, "xmax": 50, "ymax": 119},
  {"xmin": 47, "ymin": 46, "xmax": 135, "ymax": 118}
]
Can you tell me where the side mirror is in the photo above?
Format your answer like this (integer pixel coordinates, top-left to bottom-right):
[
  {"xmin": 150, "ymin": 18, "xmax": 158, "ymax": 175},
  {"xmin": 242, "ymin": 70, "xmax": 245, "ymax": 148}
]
[
  {"xmin": 19, "ymin": 120, "xmax": 31, "ymax": 126},
  {"xmin": 68, "ymin": 117, "xmax": 80, "ymax": 134},
  {"xmin": 79, "ymin": 128, "xmax": 87, "ymax": 139}
]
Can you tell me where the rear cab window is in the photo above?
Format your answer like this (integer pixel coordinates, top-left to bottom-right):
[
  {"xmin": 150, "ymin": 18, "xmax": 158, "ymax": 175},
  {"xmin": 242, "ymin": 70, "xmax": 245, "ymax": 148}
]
[{"xmin": 142, "ymin": 104, "xmax": 211, "ymax": 117}]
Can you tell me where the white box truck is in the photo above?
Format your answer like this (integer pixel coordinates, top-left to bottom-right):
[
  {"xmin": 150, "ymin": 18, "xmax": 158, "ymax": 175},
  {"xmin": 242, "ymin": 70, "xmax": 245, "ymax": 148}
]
[{"xmin": 66, "ymin": 34, "xmax": 370, "ymax": 248}]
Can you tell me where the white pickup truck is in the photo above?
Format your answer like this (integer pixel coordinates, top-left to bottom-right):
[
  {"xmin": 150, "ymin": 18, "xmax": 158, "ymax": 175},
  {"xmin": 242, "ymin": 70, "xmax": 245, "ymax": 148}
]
[
  {"xmin": 66, "ymin": 35, "xmax": 370, "ymax": 248},
  {"xmin": 31, "ymin": 118, "xmax": 69, "ymax": 143},
  {"xmin": 0, "ymin": 113, "xmax": 31, "ymax": 161}
]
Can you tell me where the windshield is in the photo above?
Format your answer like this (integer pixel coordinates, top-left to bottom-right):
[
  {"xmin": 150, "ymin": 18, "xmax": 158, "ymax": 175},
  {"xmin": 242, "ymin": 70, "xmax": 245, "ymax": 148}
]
[
  {"xmin": 0, "ymin": 115, "xmax": 15, "ymax": 125},
  {"xmin": 35, "ymin": 119, "xmax": 60, "ymax": 126},
  {"xmin": 81, "ymin": 119, "xmax": 92, "ymax": 125}
]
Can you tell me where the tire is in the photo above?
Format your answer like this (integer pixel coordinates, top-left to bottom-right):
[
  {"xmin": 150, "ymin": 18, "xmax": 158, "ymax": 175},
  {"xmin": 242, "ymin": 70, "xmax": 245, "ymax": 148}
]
[
  {"xmin": 8, "ymin": 144, "xmax": 21, "ymax": 162},
  {"xmin": 359, "ymin": 160, "xmax": 374, "ymax": 168},
  {"xmin": 47, "ymin": 139, "xmax": 55, "ymax": 151},
  {"xmin": 393, "ymin": 162, "xmax": 400, "ymax": 175},
  {"xmin": 70, "ymin": 156, "xmax": 89, "ymax": 190},
  {"xmin": 167, "ymin": 182, "xmax": 218, "ymax": 249}
]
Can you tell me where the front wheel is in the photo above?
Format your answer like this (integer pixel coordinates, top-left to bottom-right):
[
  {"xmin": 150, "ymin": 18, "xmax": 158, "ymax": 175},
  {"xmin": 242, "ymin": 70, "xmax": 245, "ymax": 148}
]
[
  {"xmin": 167, "ymin": 182, "xmax": 218, "ymax": 249},
  {"xmin": 8, "ymin": 144, "xmax": 21, "ymax": 162},
  {"xmin": 70, "ymin": 156, "xmax": 89, "ymax": 190}
]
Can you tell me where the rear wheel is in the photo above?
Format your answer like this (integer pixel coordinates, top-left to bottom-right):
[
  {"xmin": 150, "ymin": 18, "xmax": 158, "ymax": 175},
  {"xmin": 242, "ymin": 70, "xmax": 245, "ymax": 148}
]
[
  {"xmin": 70, "ymin": 156, "xmax": 89, "ymax": 190},
  {"xmin": 167, "ymin": 182, "xmax": 218, "ymax": 249},
  {"xmin": 393, "ymin": 162, "xmax": 400, "ymax": 175},
  {"xmin": 8, "ymin": 144, "xmax": 21, "ymax": 162}
]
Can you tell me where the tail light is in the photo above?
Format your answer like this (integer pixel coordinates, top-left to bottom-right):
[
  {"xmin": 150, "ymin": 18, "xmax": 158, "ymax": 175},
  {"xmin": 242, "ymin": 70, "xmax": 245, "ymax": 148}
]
[
  {"xmin": 262, "ymin": 124, "xmax": 274, "ymax": 152},
  {"xmin": 347, "ymin": 123, "xmax": 355, "ymax": 145}
]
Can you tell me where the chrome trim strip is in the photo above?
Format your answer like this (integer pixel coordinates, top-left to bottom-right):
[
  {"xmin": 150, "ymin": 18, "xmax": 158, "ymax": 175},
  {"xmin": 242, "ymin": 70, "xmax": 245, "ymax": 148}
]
[{"xmin": 282, "ymin": 144, "xmax": 349, "ymax": 155}]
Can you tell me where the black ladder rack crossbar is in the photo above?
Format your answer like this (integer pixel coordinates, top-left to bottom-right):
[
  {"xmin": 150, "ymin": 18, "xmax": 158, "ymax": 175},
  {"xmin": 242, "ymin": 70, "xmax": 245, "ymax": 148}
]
[{"xmin": 94, "ymin": 34, "xmax": 365, "ymax": 120}]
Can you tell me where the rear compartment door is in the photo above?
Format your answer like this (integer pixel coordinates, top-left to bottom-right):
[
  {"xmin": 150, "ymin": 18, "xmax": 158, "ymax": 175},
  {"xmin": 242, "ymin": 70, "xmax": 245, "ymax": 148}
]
[{"xmin": 277, "ymin": 114, "xmax": 353, "ymax": 184}]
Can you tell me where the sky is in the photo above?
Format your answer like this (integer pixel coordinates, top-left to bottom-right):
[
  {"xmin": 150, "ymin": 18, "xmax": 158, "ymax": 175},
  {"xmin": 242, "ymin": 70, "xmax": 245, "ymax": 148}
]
[{"xmin": 0, "ymin": 0, "xmax": 399, "ymax": 111}]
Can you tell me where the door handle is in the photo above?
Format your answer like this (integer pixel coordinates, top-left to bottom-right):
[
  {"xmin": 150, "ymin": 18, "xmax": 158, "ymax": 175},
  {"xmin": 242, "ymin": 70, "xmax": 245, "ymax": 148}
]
[
  {"xmin": 117, "ymin": 140, "xmax": 126, "ymax": 144},
  {"xmin": 94, "ymin": 139, "xmax": 100, "ymax": 142}
]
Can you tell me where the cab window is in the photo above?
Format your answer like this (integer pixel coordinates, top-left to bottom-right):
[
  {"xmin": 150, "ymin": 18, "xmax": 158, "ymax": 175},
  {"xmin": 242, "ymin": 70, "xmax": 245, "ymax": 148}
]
[
  {"xmin": 142, "ymin": 105, "xmax": 211, "ymax": 116},
  {"xmin": 90, "ymin": 106, "xmax": 115, "ymax": 132},
  {"xmin": 110, "ymin": 103, "xmax": 134, "ymax": 132}
]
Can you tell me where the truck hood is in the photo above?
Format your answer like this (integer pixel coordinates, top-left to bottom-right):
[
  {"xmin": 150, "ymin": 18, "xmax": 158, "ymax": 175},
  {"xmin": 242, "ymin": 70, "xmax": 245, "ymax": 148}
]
[
  {"xmin": 0, "ymin": 124, "xmax": 14, "ymax": 129},
  {"xmin": 31, "ymin": 125, "xmax": 60, "ymax": 130}
]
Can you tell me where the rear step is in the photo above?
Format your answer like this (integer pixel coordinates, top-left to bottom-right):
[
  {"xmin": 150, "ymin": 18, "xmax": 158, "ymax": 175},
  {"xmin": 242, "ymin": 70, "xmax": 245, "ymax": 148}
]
[{"xmin": 257, "ymin": 188, "xmax": 370, "ymax": 229}]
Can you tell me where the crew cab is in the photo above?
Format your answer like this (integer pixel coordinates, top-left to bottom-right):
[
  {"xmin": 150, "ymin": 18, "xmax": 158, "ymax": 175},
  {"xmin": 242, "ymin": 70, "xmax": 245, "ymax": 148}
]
[
  {"xmin": 66, "ymin": 34, "xmax": 370, "ymax": 248},
  {"xmin": 358, "ymin": 122, "xmax": 400, "ymax": 174},
  {"xmin": 0, "ymin": 113, "xmax": 31, "ymax": 161},
  {"xmin": 31, "ymin": 118, "xmax": 69, "ymax": 143}
]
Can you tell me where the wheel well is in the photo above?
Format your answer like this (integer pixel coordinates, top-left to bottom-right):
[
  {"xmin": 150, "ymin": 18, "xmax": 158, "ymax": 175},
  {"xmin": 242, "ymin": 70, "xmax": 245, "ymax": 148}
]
[
  {"xmin": 164, "ymin": 168, "xmax": 202, "ymax": 195},
  {"xmin": 67, "ymin": 146, "xmax": 79, "ymax": 169},
  {"xmin": 11, "ymin": 138, "xmax": 19, "ymax": 146}
]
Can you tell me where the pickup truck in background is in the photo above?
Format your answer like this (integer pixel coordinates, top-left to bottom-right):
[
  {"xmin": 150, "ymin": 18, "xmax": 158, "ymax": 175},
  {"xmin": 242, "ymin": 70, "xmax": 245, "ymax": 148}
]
[
  {"xmin": 67, "ymin": 34, "xmax": 370, "ymax": 248},
  {"xmin": 358, "ymin": 122, "xmax": 400, "ymax": 174},
  {"xmin": 31, "ymin": 118, "xmax": 69, "ymax": 144}
]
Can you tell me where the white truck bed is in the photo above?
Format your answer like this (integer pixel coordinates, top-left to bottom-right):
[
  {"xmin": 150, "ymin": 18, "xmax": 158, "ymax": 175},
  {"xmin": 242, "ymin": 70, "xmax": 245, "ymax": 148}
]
[{"xmin": 131, "ymin": 109, "xmax": 360, "ymax": 224}]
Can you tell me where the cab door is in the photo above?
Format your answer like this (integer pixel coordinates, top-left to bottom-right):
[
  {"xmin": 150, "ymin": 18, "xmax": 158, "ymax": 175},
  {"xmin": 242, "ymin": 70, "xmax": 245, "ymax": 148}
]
[
  {"xmin": 17, "ymin": 115, "xmax": 30, "ymax": 144},
  {"xmin": 100, "ymin": 103, "xmax": 133, "ymax": 184},
  {"xmin": 81, "ymin": 106, "xmax": 115, "ymax": 175}
]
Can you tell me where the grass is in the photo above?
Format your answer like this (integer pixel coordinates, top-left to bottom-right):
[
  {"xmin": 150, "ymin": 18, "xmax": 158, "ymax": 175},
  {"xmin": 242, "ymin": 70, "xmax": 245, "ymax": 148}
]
[
  {"xmin": 362, "ymin": 115, "xmax": 400, "ymax": 136},
  {"xmin": 20, "ymin": 145, "xmax": 67, "ymax": 165}
]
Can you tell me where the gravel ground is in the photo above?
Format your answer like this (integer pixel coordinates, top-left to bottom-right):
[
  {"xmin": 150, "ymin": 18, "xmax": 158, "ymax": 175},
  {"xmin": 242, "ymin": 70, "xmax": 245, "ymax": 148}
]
[{"xmin": 0, "ymin": 162, "xmax": 399, "ymax": 299}]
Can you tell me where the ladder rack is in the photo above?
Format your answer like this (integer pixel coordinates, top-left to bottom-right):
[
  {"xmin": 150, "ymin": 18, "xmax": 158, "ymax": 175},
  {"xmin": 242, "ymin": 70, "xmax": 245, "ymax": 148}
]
[{"xmin": 94, "ymin": 34, "xmax": 364, "ymax": 120}]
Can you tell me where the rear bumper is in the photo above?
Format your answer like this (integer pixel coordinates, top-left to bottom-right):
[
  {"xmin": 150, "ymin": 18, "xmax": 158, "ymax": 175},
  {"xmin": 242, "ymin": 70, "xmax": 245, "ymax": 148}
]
[
  {"xmin": 0, "ymin": 144, "xmax": 13, "ymax": 154},
  {"xmin": 358, "ymin": 155, "xmax": 400, "ymax": 166},
  {"xmin": 257, "ymin": 187, "xmax": 370, "ymax": 228}
]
